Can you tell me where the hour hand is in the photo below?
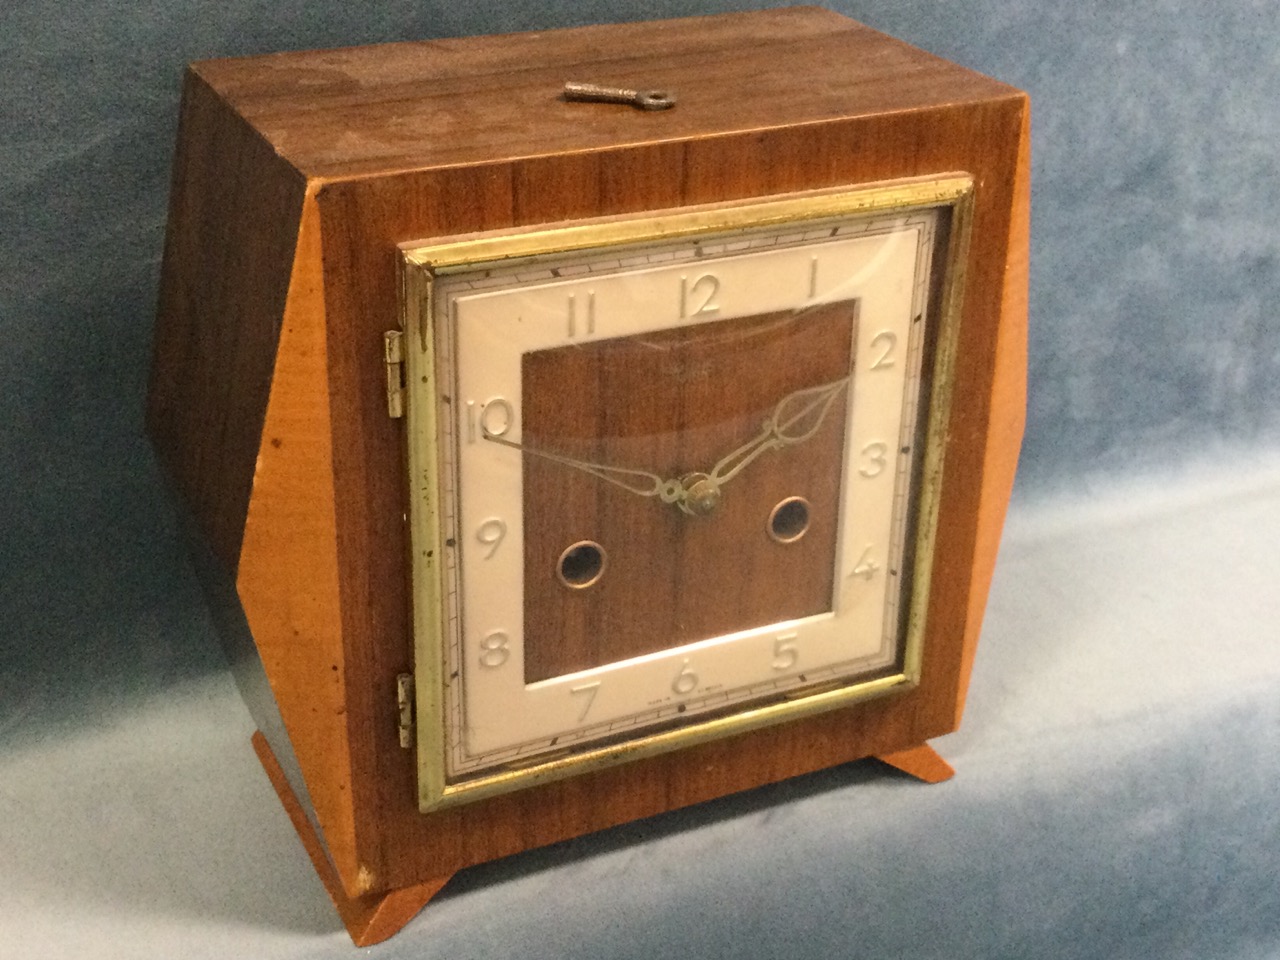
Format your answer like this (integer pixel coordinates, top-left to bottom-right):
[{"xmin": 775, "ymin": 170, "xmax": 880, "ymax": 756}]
[{"xmin": 708, "ymin": 376, "xmax": 850, "ymax": 487}]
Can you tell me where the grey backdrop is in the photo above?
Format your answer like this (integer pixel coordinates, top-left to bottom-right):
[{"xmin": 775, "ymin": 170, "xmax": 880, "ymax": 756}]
[
  {"xmin": 6, "ymin": 0, "xmax": 1279, "ymax": 741},
  {"xmin": 3, "ymin": 1, "xmax": 1278, "ymax": 957}
]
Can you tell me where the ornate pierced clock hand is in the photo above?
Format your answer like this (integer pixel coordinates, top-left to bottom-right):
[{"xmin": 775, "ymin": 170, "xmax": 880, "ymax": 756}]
[
  {"xmin": 484, "ymin": 375, "xmax": 848, "ymax": 516},
  {"xmin": 668, "ymin": 376, "xmax": 849, "ymax": 517},
  {"xmin": 482, "ymin": 432, "xmax": 690, "ymax": 504},
  {"xmin": 707, "ymin": 376, "xmax": 851, "ymax": 487}
]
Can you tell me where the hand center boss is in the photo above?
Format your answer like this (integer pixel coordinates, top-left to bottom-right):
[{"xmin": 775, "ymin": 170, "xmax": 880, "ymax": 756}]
[{"xmin": 481, "ymin": 377, "xmax": 849, "ymax": 516}]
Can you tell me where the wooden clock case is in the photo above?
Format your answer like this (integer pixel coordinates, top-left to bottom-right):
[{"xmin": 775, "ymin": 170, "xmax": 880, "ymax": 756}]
[{"xmin": 147, "ymin": 6, "xmax": 1029, "ymax": 945}]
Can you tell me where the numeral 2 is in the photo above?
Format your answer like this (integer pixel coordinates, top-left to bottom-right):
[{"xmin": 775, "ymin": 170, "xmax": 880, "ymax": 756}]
[{"xmin": 870, "ymin": 331, "xmax": 896, "ymax": 370}]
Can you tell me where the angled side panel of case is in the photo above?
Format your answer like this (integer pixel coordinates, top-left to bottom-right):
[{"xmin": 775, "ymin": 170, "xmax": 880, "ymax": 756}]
[
  {"xmin": 236, "ymin": 187, "xmax": 366, "ymax": 896},
  {"xmin": 147, "ymin": 72, "xmax": 366, "ymax": 897},
  {"xmin": 147, "ymin": 68, "xmax": 307, "ymax": 573},
  {"xmin": 952, "ymin": 93, "xmax": 1032, "ymax": 723}
]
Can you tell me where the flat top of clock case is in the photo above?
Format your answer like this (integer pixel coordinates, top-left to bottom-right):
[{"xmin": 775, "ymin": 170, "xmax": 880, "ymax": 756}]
[{"xmin": 189, "ymin": 6, "xmax": 1022, "ymax": 179}]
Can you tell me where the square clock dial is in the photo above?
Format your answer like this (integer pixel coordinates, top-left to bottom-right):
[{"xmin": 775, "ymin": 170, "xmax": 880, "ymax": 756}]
[{"xmin": 402, "ymin": 180, "xmax": 971, "ymax": 809}]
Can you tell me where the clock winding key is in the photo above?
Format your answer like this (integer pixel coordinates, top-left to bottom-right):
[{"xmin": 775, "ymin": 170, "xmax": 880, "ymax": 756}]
[{"xmin": 563, "ymin": 81, "xmax": 676, "ymax": 110}]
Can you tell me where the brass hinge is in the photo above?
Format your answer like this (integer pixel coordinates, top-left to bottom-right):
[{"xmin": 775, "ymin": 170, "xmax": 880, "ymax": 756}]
[
  {"xmin": 384, "ymin": 330, "xmax": 405, "ymax": 419},
  {"xmin": 396, "ymin": 673, "xmax": 414, "ymax": 749}
]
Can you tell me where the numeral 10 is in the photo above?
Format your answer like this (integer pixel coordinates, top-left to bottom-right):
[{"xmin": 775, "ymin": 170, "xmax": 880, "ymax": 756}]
[{"xmin": 468, "ymin": 397, "xmax": 513, "ymax": 443}]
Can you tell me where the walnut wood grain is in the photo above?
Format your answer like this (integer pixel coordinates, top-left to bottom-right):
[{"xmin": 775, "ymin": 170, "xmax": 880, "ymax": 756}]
[
  {"xmin": 147, "ymin": 71, "xmax": 307, "ymax": 575},
  {"xmin": 521, "ymin": 303, "xmax": 853, "ymax": 681},
  {"xmin": 191, "ymin": 8, "xmax": 1020, "ymax": 180},
  {"xmin": 153, "ymin": 8, "xmax": 1029, "ymax": 910}
]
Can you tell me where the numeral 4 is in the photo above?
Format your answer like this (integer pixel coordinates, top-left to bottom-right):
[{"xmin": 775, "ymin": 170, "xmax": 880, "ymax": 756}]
[{"xmin": 851, "ymin": 546, "xmax": 880, "ymax": 580}]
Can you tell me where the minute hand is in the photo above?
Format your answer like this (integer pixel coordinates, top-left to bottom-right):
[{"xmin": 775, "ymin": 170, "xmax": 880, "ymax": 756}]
[
  {"xmin": 708, "ymin": 377, "xmax": 850, "ymax": 487},
  {"xmin": 483, "ymin": 432, "xmax": 688, "ymax": 503}
]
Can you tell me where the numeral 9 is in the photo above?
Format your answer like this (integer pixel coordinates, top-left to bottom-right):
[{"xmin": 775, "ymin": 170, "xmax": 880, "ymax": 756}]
[{"xmin": 476, "ymin": 518, "xmax": 507, "ymax": 559}]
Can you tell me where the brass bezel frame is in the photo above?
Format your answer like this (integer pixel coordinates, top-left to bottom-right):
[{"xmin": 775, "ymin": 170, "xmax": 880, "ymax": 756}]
[{"xmin": 398, "ymin": 175, "xmax": 974, "ymax": 812}]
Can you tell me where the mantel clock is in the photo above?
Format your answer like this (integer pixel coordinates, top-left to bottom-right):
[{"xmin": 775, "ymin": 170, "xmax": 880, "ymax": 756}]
[{"xmin": 148, "ymin": 7, "xmax": 1029, "ymax": 945}]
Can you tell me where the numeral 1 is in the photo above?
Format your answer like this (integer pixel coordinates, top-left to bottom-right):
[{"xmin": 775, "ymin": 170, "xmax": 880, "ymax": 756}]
[{"xmin": 567, "ymin": 291, "xmax": 596, "ymax": 338}]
